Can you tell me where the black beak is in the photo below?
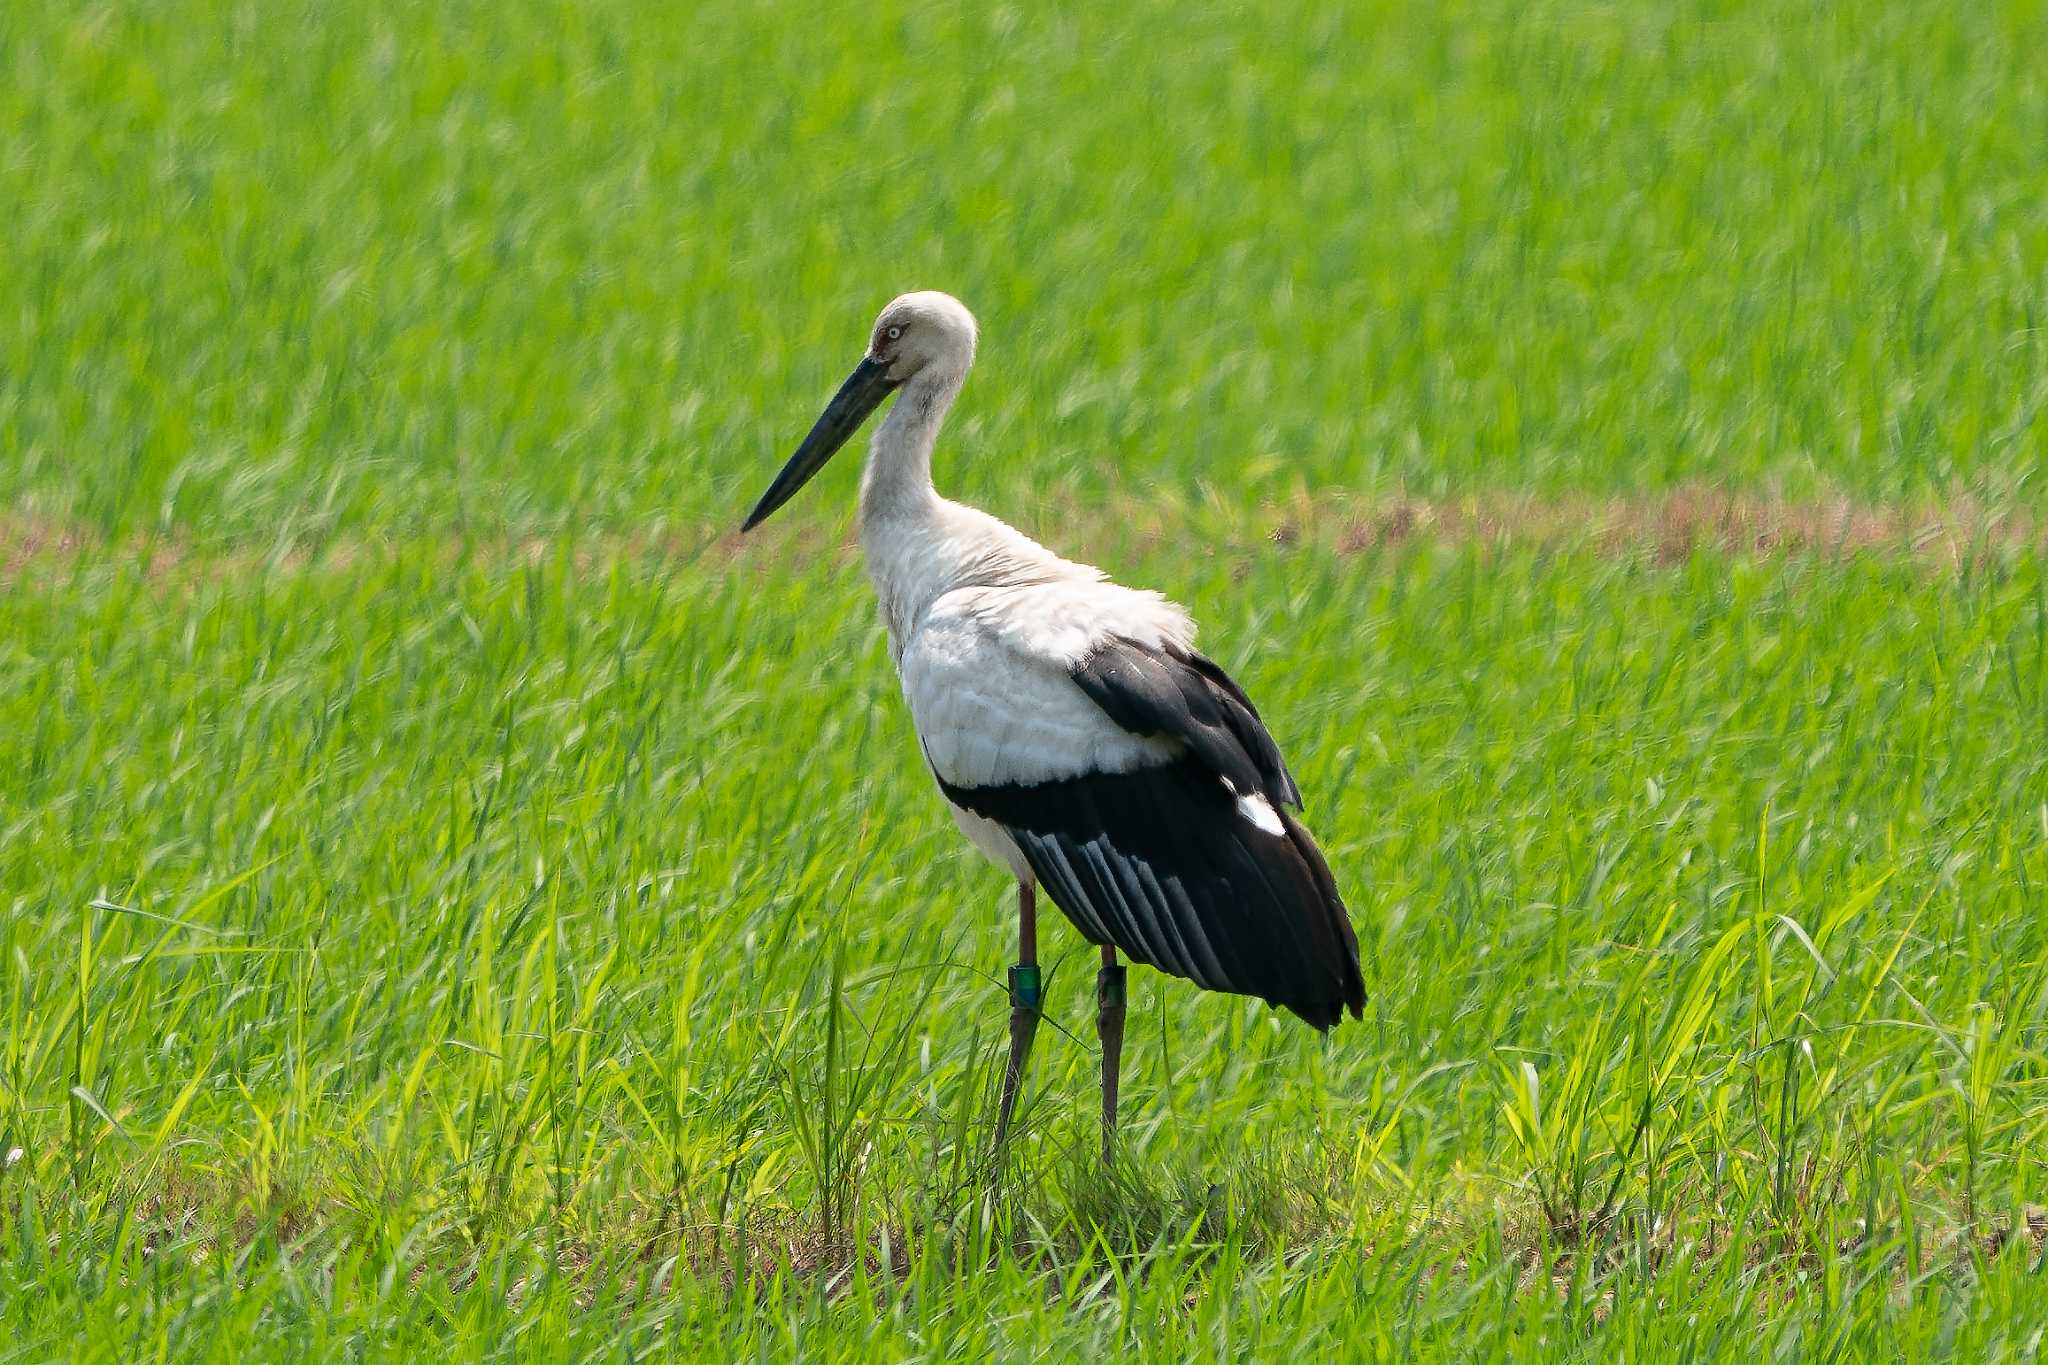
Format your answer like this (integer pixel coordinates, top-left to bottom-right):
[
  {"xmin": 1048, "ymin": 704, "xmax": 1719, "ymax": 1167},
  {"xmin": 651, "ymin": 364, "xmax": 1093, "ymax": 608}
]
[{"xmin": 741, "ymin": 356, "xmax": 900, "ymax": 532}]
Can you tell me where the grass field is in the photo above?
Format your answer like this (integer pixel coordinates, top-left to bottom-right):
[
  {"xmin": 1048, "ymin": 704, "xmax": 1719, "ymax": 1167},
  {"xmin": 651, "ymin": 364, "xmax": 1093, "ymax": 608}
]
[{"xmin": 5, "ymin": 0, "xmax": 2048, "ymax": 1359}]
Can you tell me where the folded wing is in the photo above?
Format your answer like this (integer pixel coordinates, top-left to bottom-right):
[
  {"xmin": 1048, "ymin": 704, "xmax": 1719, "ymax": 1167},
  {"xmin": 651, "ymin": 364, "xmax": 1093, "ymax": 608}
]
[{"xmin": 909, "ymin": 616, "xmax": 1363, "ymax": 1029}]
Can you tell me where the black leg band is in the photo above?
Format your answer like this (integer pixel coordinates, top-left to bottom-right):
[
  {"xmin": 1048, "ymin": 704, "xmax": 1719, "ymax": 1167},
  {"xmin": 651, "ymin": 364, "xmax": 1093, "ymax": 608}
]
[{"xmin": 1096, "ymin": 963, "xmax": 1126, "ymax": 1010}]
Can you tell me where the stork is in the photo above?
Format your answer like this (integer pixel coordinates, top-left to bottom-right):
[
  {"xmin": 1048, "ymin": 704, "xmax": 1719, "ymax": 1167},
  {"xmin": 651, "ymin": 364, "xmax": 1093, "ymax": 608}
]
[{"xmin": 741, "ymin": 291, "xmax": 1364, "ymax": 1164}]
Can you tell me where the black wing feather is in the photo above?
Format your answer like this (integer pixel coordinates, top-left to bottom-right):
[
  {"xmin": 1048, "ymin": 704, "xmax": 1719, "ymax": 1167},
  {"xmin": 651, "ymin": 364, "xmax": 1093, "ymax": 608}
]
[
  {"xmin": 935, "ymin": 634, "xmax": 1363, "ymax": 1028},
  {"xmin": 1171, "ymin": 647, "xmax": 1303, "ymax": 807},
  {"xmin": 941, "ymin": 757, "xmax": 1364, "ymax": 1029},
  {"xmin": 1071, "ymin": 637, "xmax": 1301, "ymax": 808}
]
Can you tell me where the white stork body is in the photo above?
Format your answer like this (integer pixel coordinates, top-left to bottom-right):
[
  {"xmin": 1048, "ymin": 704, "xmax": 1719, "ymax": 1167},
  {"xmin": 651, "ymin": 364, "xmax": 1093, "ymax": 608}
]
[
  {"xmin": 742, "ymin": 292, "xmax": 1362, "ymax": 1152},
  {"xmin": 887, "ymin": 525, "xmax": 1191, "ymax": 879}
]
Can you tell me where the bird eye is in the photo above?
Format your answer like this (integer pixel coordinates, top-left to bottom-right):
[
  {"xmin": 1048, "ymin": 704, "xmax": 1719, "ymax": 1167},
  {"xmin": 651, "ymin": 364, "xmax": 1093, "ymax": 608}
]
[{"xmin": 886, "ymin": 326, "xmax": 903, "ymax": 341}]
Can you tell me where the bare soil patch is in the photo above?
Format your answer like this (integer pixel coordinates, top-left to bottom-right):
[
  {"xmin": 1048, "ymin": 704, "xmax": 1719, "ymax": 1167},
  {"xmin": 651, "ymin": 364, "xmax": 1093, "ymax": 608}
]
[{"xmin": 4, "ymin": 488, "xmax": 2039, "ymax": 588}]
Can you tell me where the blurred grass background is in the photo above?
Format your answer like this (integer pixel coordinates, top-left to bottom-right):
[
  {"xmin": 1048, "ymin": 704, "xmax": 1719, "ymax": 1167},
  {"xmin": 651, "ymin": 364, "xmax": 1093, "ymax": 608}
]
[
  {"xmin": 5, "ymin": 0, "xmax": 2048, "ymax": 1359},
  {"xmin": 4, "ymin": 0, "xmax": 2046, "ymax": 540}
]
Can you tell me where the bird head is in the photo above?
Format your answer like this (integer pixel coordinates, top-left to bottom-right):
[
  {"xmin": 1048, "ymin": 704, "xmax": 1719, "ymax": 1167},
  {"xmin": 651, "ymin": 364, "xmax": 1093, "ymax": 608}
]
[
  {"xmin": 741, "ymin": 291, "xmax": 978, "ymax": 532},
  {"xmin": 865, "ymin": 291, "xmax": 979, "ymax": 384}
]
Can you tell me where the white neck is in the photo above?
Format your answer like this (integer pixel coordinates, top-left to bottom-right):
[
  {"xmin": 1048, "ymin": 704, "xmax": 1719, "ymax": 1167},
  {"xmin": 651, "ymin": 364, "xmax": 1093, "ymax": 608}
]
[
  {"xmin": 859, "ymin": 363, "xmax": 964, "ymax": 527},
  {"xmin": 857, "ymin": 357, "xmax": 1018, "ymax": 654}
]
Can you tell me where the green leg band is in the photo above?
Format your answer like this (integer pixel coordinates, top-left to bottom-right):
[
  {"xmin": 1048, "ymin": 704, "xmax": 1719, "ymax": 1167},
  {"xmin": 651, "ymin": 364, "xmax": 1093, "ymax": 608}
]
[{"xmin": 1009, "ymin": 963, "xmax": 1043, "ymax": 1012}]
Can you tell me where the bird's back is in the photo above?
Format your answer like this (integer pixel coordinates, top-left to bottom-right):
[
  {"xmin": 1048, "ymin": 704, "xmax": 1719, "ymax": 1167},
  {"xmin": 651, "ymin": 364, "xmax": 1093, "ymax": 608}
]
[{"xmin": 864, "ymin": 496, "xmax": 1184, "ymax": 660}]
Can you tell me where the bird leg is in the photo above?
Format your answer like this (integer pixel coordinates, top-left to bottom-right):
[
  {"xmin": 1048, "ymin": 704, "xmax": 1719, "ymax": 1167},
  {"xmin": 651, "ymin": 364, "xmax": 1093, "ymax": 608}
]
[
  {"xmin": 993, "ymin": 881, "xmax": 1041, "ymax": 1153},
  {"xmin": 1097, "ymin": 945, "xmax": 1127, "ymax": 1168}
]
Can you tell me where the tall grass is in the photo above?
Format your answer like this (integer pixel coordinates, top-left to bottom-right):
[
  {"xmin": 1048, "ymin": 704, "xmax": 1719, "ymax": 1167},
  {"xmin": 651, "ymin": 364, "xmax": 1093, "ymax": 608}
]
[{"xmin": 2, "ymin": 532, "xmax": 2044, "ymax": 1356}]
